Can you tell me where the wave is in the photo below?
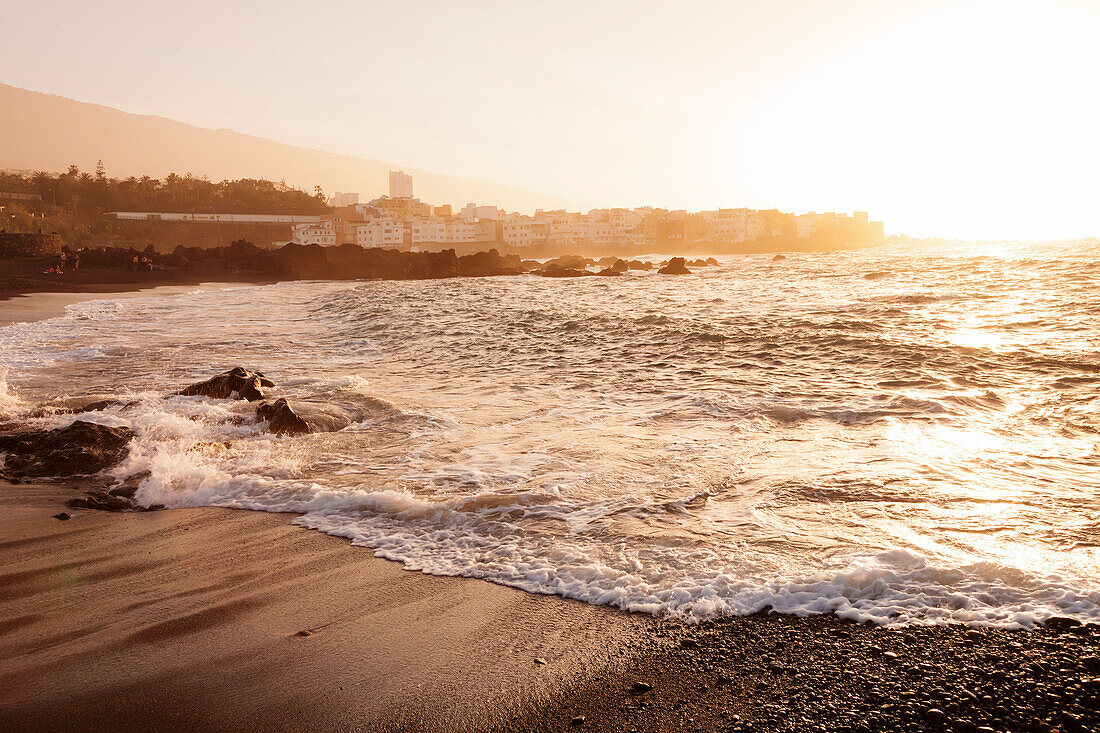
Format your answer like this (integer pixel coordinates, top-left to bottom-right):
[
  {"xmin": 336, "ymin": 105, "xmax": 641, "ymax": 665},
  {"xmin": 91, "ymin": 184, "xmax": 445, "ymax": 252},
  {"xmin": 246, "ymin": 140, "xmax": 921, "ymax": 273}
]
[{"xmin": 294, "ymin": 503, "xmax": 1100, "ymax": 628}]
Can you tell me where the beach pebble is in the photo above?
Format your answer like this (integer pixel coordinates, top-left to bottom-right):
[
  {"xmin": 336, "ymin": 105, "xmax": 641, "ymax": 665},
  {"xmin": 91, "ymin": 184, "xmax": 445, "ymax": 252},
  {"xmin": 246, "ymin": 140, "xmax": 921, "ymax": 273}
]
[
  {"xmin": 629, "ymin": 682, "xmax": 652, "ymax": 694},
  {"xmin": 922, "ymin": 708, "xmax": 947, "ymax": 724},
  {"xmin": 534, "ymin": 657, "xmax": 547, "ymax": 665},
  {"xmin": 294, "ymin": 630, "xmax": 312, "ymax": 637},
  {"xmin": 51, "ymin": 511, "xmax": 71, "ymax": 520},
  {"xmin": 569, "ymin": 715, "xmax": 585, "ymax": 726}
]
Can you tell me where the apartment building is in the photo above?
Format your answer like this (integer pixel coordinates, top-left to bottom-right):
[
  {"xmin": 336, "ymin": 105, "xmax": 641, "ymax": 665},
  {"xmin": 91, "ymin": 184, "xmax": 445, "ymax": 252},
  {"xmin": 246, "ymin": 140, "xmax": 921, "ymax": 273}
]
[{"xmin": 291, "ymin": 221, "xmax": 336, "ymax": 246}]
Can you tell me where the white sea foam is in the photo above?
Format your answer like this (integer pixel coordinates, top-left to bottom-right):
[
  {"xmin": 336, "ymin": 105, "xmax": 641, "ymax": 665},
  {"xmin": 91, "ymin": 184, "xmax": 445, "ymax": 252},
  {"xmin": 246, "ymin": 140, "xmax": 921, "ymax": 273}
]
[{"xmin": 4, "ymin": 243, "xmax": 1100, "ymax": 628}]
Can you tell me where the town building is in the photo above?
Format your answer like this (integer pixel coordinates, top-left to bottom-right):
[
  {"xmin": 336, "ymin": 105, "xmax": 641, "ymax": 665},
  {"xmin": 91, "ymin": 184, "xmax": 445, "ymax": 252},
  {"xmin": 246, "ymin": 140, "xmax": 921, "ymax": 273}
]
[
  {"xmin": 329, "ymin": 192, "xmax": 360, "ymax": 208},
  {"xmin": 389, "ymin": 170, "xmax": 413, "ymax": 199},
  {"xmin": 290, "ymin": 221, "xmax": 336, "ymax": 246},
  {"xmin": 293, "ymin": 171, "xmax": 883, "ymax": 251}
]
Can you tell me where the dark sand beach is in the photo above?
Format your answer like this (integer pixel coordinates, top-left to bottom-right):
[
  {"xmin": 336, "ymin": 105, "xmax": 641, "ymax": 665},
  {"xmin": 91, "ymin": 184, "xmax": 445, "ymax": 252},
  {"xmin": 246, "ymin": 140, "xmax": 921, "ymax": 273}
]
[
  {"xmin": 0, "ymin": 481, "xmax": 644, "ymax": 732},
  {"xmin": 0, "ymin": 282, "xmax": 266, "ymax": 326},
  {"xmin": 3, "ymin": 479, "xmax": 1097, "ymax": 733}
]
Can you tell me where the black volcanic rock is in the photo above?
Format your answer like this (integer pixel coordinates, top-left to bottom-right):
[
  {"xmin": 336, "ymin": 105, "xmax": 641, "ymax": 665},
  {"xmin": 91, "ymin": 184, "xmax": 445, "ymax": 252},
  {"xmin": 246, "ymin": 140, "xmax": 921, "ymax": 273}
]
[
  {"xmin": 256, "ymin": 398, "xmax": 311, "ymax": 436},
  {"xmin": 657, "ymin": 257, "xmax": 692, "ymax": 275},
  {"xmin": 457, "ymin": 248, "xmax": 523, "ymax": 277},
  {"xmin": 0, "ymin": 420, "xmax": 134, "ymax": 478},
  {"xmin": 544, "ymin": 255, "xmax": 593, "ymax": 269},
  {"xmin": 255, "ymin": 399, "xmax": 359, "ymax": 435},
  {"xmin": 67, "ymin": 489, "xmax": 162, "ymax": 513},
  {"xmin": 176, "ymin": 367, "xmax": 274, "ymax": 402},
  {"xmin": 540, "ymin": 266, "xmax": 596, "ymax": 278}
]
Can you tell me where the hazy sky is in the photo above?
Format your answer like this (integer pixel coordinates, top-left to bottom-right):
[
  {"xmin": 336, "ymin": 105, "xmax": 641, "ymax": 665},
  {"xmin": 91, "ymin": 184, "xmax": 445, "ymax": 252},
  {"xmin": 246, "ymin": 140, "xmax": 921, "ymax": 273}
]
[{"xmin": 2, "ymin": 0, "xmax": 1098, "ymax": 239}]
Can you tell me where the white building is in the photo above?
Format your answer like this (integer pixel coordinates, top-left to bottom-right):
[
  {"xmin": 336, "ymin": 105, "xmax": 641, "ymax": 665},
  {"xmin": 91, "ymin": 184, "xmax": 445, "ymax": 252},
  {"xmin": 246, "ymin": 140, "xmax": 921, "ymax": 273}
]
[
  {"xmin": 291, "ymin": 221, "xmax": 336, "ymax": 246},
  {"xmin": 389, "ymin": 170, "xmax": 413, "ymax": 199},
  {"xmin": 329, "ymin": 192, "xmax": 360, "ymax": 207},
  {"xmin": 459, "ymin": 203, "xmax": 501, "ymax": 222},
  {"xmin": 502, "ymin": 216, "xmax": 548, "ymax": 247},
  {"xmin": 110, "ymin": 212, "xmax": 321, "ymax": 224},
  {"xmin": 355, "ymin": 219, "xmax": 405, "ymax": 248},
  {"xmin": 795, "ymin": 213, "xmax": 818, "ymax": 238},
  {"xmin": 445, "ymin": 219, "xmax": 477, "ymax": 243},
  {"xmin": 702, "ymin": 208, "xmax": 766, "ymax": 242},
  {"xmin": 409, "ymin": 217, "xmax": 445, "ymax": 244},
  {"xmin": 548, "ymin": 220, "xmax": 615, "ymax": 247}
]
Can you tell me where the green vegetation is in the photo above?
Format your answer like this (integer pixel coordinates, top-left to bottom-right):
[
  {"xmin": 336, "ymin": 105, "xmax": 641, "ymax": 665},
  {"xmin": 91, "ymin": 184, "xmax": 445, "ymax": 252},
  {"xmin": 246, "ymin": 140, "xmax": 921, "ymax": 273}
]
[
  {"xmin": 0, "ymin": 164, "xmax": 329, "ymax": 250},
  {"xmin": 1, "ymin": 163, "xmax": 327, "ymax": 215}
]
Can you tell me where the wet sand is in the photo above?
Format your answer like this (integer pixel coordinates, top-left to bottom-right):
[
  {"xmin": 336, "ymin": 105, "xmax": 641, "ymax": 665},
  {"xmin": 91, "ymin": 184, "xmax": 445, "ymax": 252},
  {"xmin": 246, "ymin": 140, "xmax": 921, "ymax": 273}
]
[
  {"xmin": 0, "ymin": 281, "xmax": 268, "ymax": 326},
  {"xmin": 4, "ymin": 481, "xmax": 1097, "ymax": 733},
  {"xmin": 0, "ymin": 481, "xmax": 644, "ymax": 732}
]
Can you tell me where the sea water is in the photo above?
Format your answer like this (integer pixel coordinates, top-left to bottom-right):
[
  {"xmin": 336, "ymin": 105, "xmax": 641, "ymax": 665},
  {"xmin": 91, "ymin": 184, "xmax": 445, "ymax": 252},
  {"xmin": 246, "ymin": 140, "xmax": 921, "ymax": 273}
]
[{"xmin": 2, "ymin": 241, "xmax": 1098, "ymax": 627}]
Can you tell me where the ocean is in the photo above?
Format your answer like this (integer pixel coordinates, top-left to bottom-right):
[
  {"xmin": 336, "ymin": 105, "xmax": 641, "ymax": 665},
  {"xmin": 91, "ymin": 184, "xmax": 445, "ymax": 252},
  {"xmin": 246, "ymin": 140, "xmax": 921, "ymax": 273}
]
[{"xmin": 2, "ymin": 241, "xmax": 1098, "ymax": 627}]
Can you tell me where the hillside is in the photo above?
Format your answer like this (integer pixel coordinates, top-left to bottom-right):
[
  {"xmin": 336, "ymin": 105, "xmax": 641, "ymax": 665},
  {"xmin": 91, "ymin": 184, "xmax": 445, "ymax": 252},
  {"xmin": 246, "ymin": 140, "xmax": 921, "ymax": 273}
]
[{"xmin": 0, "ymin": 83, "xmax": 572, "ymax": 213}]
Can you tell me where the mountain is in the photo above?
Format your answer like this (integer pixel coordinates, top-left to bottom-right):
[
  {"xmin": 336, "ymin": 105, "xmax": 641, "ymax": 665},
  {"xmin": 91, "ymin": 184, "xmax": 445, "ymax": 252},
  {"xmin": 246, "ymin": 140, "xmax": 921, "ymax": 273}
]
[{"xmin": 0, "ymin": 83, "xmax": 572, "ymax": 213}]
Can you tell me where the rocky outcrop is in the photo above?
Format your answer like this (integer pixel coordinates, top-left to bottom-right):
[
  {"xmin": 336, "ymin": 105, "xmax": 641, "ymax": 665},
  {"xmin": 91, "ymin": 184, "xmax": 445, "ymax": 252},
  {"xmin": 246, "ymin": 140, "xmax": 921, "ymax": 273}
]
[
  {"xmin": 176, "ymin": 367, "xmax": 274, "ymax": 402},
  {"xmin": 543, "ymin": 255, "xmax": 595, "ymax": 270},
  {"xmin": 540, "ymin": 266, "xmax": 596, "ymax": 278},
  {"xmin": 657, "ymin": 257, "xmax": 692, "ymax": 275},
  {"xmin": 256, "ymin": 398, "xmax": 311, "ymax": 436},
  {"xmin": 67, "ymin": 489, "xmax": 161, "ymax": 513},
  {"xmin": 256, "ymin": 399, "xmax": 361, "ymax": 436},
  {"xmin": 0, "ymin": 420, "xmax": 134, "ymax": 478}
]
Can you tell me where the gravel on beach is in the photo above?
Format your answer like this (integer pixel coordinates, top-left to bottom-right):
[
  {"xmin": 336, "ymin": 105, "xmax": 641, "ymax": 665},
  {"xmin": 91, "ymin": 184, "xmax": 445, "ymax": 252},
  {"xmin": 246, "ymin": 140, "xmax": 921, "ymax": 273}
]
[{"xmin": 516, "ymin": 613, "xmax": 1100, "ymax": 733}]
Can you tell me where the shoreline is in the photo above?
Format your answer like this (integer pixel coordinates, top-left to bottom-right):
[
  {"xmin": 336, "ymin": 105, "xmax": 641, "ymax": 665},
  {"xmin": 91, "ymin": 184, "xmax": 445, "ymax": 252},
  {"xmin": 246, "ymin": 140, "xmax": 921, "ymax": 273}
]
[
  {"xmin": 0, "ymin": 480, "xmax": 646, "ymax": 732},
  {"xmin": 3, "ymin": 481, "xmax": 1096, "ymax": 732},
  {"xmin": 0, "ymin": 280, "xmax": 274, "ymax": 326},
  {"xmin": 2, "ymin": 278, "xmax": 1098, "ymax": 731}
]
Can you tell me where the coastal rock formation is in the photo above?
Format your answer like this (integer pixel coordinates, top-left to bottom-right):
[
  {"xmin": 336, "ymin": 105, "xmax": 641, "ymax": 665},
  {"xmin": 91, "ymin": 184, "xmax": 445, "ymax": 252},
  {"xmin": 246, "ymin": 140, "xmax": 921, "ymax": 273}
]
[
  {"xmin": 0, "ymin": 420, "xmax": 134, "ymax": 478},
  {"xmin": 596, "ymin": 268, "xmax": 623, "ymax": 276},
  {"xmin": 544, "ymin": 255, "xmax": 594, "ymax": 270},
  {"xmin": 256, "ymin": 398, "xmax": 311, "ymax": 436},
  {"xmin": 256, "ymin": 399, "xmax": 360, "ymax": 435},
  {"xmin": 657, "ymin": 257, "xmax": 692, "ymax": 275},
  {"xmin": 772, "ymin": 254, "xmax": 787, "ymax": 261},
  {"xmin": 67, "ymin": 488, "xmax": 163, "ymax": 513},
  {"xmin": 163, "ymin": 242, "xmax": 524, "ymax": 281},
  {"xmin": 540, "ymin": 266, "xmax": 595, "ymax": 278},
  {"xmin": 611, "ymin": 259, "xmax": 629, "ymax": 273},
  {"xmin": 176, "ymin": 366, "xmax": 274, "ymax": 402}
]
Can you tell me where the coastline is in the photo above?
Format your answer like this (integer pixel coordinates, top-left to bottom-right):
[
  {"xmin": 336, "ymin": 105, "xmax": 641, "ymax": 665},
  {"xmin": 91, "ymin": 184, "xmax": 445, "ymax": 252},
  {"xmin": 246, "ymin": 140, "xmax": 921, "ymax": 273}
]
[
  {"xmin": 2, "ymin": 282, "xmax": 1098, "ymax": 731},
  {"xmin": 3, "ymin": 481, "xmax": 1096, "ymax": 732},
  {"xmin": 0, "ymin": 481, "xmax": 646, "ymax": 732},
  {"xmin": 0, "ymin": 280, "xmax": 274, "ymax": 326}
]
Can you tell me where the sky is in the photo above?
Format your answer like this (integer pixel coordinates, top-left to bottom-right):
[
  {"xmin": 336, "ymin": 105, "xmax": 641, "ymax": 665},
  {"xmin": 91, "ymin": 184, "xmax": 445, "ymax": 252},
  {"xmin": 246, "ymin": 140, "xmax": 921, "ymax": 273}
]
[{"xmin": 2, "ymin": 0, "xmax": 1098, "ymax": 239}]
